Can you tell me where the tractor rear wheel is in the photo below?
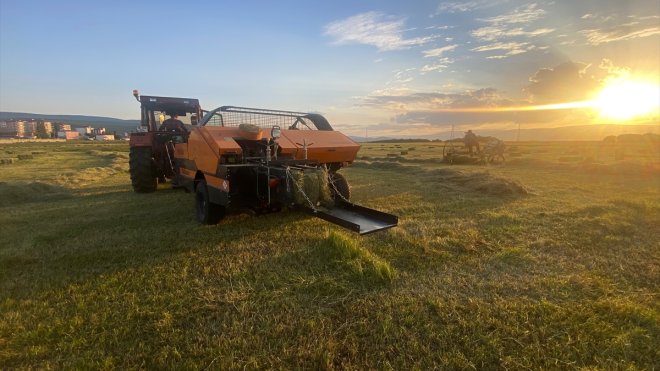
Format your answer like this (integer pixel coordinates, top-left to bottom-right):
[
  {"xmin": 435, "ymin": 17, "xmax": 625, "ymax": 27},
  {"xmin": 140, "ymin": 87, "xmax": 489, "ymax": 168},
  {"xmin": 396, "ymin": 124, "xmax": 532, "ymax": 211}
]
[
  {"xmin": 195, "ymin": 180, "xmax": 225, "ymax": 224},
  {"xmin": 129, "ymin": 147, "xmax": 157, "ymax": 193},
  {"xmin": 330, "ymin": 172, "xmax": 350, "ymax": 201}
]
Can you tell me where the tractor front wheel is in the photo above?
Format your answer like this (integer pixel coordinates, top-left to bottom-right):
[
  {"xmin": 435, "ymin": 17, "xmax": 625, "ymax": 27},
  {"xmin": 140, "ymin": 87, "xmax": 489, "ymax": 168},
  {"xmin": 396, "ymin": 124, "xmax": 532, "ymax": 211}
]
[
  {"xmin": 195, "ymin": 180, "xmax": 225, "ymax": 224},
  {"xmin": 329, "ymin": 172, "xmax": 350, "ymax": 201},
  {"xmin": 129, "ymin": 147, "xmax": 157, "ymax": 193}
]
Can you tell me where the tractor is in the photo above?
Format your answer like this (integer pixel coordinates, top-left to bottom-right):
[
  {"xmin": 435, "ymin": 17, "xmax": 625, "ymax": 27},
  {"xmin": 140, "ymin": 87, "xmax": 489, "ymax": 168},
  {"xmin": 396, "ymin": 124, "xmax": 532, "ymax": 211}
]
[{"xmin": 128, "ymin": 91, "xmax": 397, "ymax": 235}]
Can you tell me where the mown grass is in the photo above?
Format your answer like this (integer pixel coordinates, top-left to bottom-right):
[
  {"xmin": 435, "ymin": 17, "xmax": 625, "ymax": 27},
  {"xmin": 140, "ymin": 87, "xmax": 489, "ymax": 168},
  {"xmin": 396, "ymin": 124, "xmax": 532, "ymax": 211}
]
[{"xmin": 0, "ymin": 140, "xmax": 658, "ymax": 369}]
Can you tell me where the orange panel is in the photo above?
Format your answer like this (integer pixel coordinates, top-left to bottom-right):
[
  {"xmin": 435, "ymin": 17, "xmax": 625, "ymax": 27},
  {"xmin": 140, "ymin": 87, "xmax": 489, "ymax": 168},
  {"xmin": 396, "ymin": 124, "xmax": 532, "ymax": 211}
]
[
  {"xmin": 174, "ymin": 142, "xmax": 188, "ymax": 159},
  {"xmin": 188, "ymin": 128, "xmax": 219, "ymax": 174},
  {"xmin": 279, "ymin": 130, "xmax": 360, "ymax": 163},
  {"xmin": 205, "ymin": 174, "xmax": 230, "ymax": 191}
]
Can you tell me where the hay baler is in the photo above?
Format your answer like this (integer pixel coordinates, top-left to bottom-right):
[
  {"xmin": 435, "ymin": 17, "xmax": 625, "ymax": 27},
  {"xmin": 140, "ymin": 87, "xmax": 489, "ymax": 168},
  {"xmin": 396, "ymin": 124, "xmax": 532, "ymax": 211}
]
[{"xmin": 129, "ymin": 92, "xmax": 397, "ymax": 235}]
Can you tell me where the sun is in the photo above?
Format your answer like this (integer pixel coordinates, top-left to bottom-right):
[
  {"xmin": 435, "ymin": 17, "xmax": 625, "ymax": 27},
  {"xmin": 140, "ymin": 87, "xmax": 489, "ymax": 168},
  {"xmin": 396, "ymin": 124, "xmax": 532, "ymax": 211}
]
[{"xmin": 593, "ymin": 78, "xmax": 660, "ymax": 121}]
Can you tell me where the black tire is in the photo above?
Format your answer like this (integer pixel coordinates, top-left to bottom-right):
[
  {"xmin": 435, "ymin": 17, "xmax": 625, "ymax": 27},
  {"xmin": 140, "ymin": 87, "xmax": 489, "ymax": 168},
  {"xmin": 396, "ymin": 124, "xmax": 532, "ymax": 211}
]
[
  {"xmin": 129, "ymin": 147, "xmax": 157, "ymax": 193},
  {"xmin": 195, "ymin": 180, "xmax": 225, "ymax": 224},
  {"xmin": 329, "ymin": 172, "xmax": 350, "ymax": 201}
]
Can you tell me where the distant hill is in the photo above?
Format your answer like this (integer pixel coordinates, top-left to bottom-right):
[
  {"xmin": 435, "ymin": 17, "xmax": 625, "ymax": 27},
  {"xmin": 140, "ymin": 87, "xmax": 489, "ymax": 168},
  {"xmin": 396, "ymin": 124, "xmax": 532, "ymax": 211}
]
[
  {"xmin": 351, "ymin": 123, "xmax": 660, "ymax": 142},
  {"xmin": 2, "ymin": 112, "xmax": 657, "ymax": 140},
  {"xmin": 0, "ymin": 112, "xmax": 139, "ymax": 133},
  {"xmin": 474, "ymin": 124, "xmax": 660, "ymax": 142}
]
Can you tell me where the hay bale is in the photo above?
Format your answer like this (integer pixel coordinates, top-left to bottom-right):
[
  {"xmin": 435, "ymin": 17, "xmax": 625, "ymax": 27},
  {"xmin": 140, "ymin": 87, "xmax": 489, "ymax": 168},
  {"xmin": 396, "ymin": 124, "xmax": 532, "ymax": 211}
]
[
  {"xmin": 6, "ymin": 151, "xmax": 14, "ymax": 154},
  {"xmin": 291, "ymin": 168, "xmax": 333, "ymax": 206},
  {"xmin": 318, "ymin": 168, "xmax": 334, "ymax": 207},
  {"xmin": 31, "ymin": 151, "xmax": 46, "ymax": 155},
  {"xmin": 400, "ymin": 151, "xmax": 408, "ymax": 155},
  {"xmin": 17, "ymin": 154, "xmax": 34, "ymax": 160},
  {"xmin": 303, "ymin": 172, "xmax": 320, "ymax": 204},
  {"xmin": 0, "ymin": 158, "xmax": 16, "ymax": 165}
]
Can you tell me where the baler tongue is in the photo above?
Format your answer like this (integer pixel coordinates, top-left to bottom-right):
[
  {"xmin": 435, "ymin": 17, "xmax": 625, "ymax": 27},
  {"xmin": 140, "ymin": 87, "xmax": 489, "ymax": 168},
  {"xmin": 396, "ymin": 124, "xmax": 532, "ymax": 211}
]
[{"xmin": 309, "ymin": 201, "xmax": 398, "ymax": 235}]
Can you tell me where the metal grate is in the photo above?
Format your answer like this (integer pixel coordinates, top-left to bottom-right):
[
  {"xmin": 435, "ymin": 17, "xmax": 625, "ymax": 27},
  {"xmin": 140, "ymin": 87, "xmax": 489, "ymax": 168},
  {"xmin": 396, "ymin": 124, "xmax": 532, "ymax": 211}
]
[{"xmin": 205, "ymin": 106, "xmax": 316, "ymax": 130}]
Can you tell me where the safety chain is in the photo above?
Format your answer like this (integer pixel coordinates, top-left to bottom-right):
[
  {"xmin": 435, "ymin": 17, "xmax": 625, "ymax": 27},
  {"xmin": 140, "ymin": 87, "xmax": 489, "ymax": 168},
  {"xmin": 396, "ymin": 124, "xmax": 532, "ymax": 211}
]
[
  {"xmin": 327, "ymin": 167, "xmax": 350, "ymax": 203},
  {"xmin": 285, "ymin": 167, "xmax": 318, "ymax": 212}
]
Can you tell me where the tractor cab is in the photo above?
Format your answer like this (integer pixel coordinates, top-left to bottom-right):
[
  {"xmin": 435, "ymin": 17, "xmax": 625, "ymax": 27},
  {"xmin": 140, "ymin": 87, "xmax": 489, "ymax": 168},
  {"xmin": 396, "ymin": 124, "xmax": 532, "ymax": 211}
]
[
  {"xmin": 132, "ymin": 90, "xmax": 201, "ymax": 132},
  {"xmin": 129, "ymin": 90, "xmax": 203, "ymax": 192}
]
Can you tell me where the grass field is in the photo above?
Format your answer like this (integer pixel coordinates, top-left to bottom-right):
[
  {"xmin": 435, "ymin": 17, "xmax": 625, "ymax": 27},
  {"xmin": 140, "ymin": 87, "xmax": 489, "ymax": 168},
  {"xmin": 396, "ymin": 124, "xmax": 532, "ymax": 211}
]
[{"xmin": 1, "ymin": 139, "xmax": 658, "ymax": 369}]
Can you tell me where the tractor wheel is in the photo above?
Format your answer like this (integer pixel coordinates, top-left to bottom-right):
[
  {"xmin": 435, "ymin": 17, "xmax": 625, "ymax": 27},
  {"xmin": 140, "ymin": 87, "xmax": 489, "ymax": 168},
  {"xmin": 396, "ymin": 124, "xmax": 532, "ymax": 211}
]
[
  {"xmin": 129, "ymin": 147, "xmax": 157, "ymax": 193},
  {"xmin": 195, "ymin": 180, "xmax": 225, "ymax": 224},
  {"xmin": 329, "ymin": 172, "xmax": 350, "ymax": 201}
]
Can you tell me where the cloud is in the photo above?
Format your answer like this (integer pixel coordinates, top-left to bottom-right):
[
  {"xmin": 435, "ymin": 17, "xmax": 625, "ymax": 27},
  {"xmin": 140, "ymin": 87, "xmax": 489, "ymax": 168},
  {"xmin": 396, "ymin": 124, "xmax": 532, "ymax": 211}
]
[
  {"xmin": 472, "ymin": 41, "xmax": 535, "ymax": 56},
  {"xmin": 420, "ymin": 58, "xmax": 454, "ymax": 73},
  {"xmin": 359, "ymin": 87, "xmax": 582, "ymax": 129},
  {"xmin": 469, "ymin": 3, "xmax": 551, "ymax": 57},
  {"xmin": 526, "ymin": 62, "xmax": 600, "ymax": 103},
  {"xmin": 324, "ymin": 11, "xmax": 435, "ymax": 51},
  {"xmin": 434, "ymin": 0, "xmax": 508, "ymax": 14},
  {"xmin": 423, "ymin": 44, "xmax": 458, "ymax": 58},
  {"xmin": 471, "ymin": 25, "xmax": 554, "ymax": 41},
  {"xmin": 361, "ymin": 87, "xmax": 514, "ymax": 111},
  {"xmin": 480, "ymin": 3, "xmax": 546, "ymax": 24},
  {"xmin": 581, "ymin": 25, "xmax": 660, "ymax": 45},
  {"xmin": 436, "ymin": 1, "xmax": 485, "ymax": 13}
]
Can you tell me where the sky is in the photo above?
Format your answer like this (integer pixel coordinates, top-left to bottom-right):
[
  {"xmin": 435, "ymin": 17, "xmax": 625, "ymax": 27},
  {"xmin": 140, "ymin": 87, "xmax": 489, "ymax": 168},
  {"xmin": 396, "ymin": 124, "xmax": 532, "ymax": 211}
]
[{"xmin": 1, "ymin": 0, "xmax": 658, "ymax": 137}]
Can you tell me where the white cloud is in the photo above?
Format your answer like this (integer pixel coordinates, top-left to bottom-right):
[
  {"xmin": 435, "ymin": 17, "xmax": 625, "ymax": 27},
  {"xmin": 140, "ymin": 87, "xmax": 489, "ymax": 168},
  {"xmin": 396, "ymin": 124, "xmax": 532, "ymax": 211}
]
[
  {"xmin": 420, "ymin": 58, "xmax": 453, "ymax": 73},
  {"xmin": 434, "ymin": 0, "xmax": 508, "ymax": 14},
  {"xmin": 472, "ymin": 25, "xmax": 554, "ymax": 41},
  {"xmin": 422, "ymin": 44, "xmax": 458, "ymax": 58},
  {"xmin": 581, "ymin": 25, "xmax": 660, "ymax": 45},
  {"xmin": 436, "ymin": 1, "xmax": 484, "ymax": 13},
  {"xmin": 480, "ymin": 3, "xmax": 546, "ymax": 24},
  {"xmin": 472, "ymin": 41, "xmax": 535, "ymax": 56},
  {"xmin": 324, "ymin": 11, "xmax": 435, "ymax": 51}
]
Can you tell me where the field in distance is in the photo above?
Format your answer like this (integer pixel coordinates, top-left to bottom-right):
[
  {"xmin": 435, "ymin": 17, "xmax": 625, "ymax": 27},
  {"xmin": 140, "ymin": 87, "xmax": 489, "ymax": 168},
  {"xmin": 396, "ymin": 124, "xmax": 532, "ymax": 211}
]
[{"xmin": 0, "ymin": 139, "xmax": 658, "ymax": 369}]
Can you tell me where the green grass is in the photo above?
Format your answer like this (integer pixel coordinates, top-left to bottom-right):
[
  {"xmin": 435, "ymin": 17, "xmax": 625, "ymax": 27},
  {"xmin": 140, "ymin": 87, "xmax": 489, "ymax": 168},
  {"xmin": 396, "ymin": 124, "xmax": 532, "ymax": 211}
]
[{"xmin": 0, "ymin": 140, "xmax": 658, "ymax": 369}]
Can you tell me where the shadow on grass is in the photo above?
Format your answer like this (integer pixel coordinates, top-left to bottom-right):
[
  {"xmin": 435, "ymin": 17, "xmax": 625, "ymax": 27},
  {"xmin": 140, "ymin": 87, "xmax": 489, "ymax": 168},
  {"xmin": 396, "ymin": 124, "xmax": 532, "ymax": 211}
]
[
  {"xmin": 0, "ymin": 182, "xmax": 73, "ymax": 207},
  {"xmin": 0, "ymin": 185, "xmax": 277, "ymax": 300}
]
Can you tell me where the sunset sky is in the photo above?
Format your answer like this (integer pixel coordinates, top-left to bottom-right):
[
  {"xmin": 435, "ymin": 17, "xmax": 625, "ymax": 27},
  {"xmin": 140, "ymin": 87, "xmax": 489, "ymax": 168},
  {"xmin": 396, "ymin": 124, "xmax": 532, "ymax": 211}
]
[{"xmin": 1, "ymin": 0, "xmax": 658, "ymax": 137}]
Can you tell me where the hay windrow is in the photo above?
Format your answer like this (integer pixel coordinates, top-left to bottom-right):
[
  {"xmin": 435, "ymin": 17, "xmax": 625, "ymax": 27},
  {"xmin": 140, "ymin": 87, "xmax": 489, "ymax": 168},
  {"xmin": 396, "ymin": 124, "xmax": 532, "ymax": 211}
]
[{"xmin": 353, "ymin": 161, "xmax": 531, "ymax": 196}]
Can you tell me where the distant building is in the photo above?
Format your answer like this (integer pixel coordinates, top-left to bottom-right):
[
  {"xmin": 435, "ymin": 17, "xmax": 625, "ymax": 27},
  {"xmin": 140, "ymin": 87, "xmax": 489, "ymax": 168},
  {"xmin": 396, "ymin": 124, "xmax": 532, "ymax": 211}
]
[
  {"xmin": 75, "ymin": 126, "xmax": 93, "ymax": 136},
  {"xmin": 23, "ymin": 121, "xmax": 37, "ymax": 137},
  {"xmin": 58, "ymin": 123, "xmax": 72, "ymax": 131},
  {"xmin": 0, "ymin": 120, "xmax": 26, "ymax": 138},
  {"xmin": 36, "ymin": 121, "xmax": 53, "ymax": 138},
  {"xmin": 95, "ymin": 134, "xmax": 115, "ymax": 141},
  {"xmin": 57, "ymin": 130, "xmax": 80, "ymax": 140},
  {"xmin": 93, "ymin": 127, "xmax": 106, "ymax": 135}
]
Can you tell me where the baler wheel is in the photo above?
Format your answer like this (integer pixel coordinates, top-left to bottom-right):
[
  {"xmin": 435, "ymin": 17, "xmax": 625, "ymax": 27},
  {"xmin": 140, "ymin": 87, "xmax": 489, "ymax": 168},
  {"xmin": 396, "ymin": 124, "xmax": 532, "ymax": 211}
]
[
  {"xmin": 129, "ymin": 147, "xmax": 157, "ymax": 193},
  {"xmin": 330, "ymin": 172, "xmax": 350, "ymax": 201},
  {"xmin": 195, "ymin": 180, "xmax": 225, "ymax": 224}
]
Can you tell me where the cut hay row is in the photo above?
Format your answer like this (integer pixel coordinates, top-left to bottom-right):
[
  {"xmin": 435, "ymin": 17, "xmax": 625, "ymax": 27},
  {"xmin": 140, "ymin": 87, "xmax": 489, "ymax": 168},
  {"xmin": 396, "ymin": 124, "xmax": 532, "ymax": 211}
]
[{"xmin": 353, "ymin": 161, "xmax": 531, "ymax": 196}]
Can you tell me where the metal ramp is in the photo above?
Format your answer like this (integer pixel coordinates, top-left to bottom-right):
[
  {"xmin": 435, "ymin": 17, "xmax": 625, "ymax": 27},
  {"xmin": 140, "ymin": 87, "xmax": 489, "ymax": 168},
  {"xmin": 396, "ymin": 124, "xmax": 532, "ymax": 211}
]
[{"xmin": 309, "ymin": 201, "xmax": 398, "ymax": 235}]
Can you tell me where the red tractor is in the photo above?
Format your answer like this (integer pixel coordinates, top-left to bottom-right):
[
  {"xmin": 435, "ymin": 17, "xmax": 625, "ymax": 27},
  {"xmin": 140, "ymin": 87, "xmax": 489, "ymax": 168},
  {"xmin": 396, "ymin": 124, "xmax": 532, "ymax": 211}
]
[{"xmin": 128, "ymin": 90, "xmax": 201, "ymax": 192}]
